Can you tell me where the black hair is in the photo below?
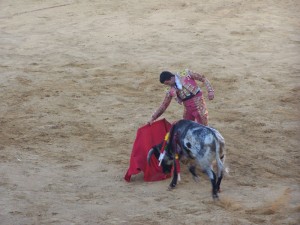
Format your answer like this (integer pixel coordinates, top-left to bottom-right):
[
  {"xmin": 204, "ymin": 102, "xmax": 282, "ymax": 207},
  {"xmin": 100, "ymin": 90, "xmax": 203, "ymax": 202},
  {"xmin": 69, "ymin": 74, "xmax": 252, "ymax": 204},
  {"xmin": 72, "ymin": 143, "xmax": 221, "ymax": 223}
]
[{"xmin": 159, "ymin": 71, "xmax": 174, "ymax": 83}]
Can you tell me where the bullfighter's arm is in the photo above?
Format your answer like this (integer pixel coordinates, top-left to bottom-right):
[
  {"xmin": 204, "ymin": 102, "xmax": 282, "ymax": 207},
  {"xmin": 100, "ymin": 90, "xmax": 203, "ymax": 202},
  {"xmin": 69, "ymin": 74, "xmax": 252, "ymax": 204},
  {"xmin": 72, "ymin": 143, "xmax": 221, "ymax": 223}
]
[
  {"xmin": 189, "ymin": 71, "xmax": 214, "ymax": 100},
  {"xmin": 151, "ymin": 93, "xmax": 172, "ymax": 121}
]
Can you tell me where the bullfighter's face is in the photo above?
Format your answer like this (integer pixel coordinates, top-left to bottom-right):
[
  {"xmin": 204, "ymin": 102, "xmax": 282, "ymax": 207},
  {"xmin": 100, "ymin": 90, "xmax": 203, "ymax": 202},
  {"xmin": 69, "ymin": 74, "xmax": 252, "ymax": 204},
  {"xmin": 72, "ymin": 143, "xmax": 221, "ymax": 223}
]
[{"xmin": 163, "ymin": 76, "xmax": 175, "ymax": 87}]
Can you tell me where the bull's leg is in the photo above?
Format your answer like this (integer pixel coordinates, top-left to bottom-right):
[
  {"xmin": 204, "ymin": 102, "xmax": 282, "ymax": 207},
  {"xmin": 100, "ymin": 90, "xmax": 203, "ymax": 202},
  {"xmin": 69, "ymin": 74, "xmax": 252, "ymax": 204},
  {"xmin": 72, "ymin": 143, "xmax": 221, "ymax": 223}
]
[
  {"xmin": 169, "ymin": 158, "xmax": 178, "ymax": 189},
  {"xmin": 216, "ymin": 172, "xmax": 223, "ymax": 193},
  {"xmin": 205, "ymin": 169, "xmax": 218, "ymax": 199},
  {"xmin": 188, "ymin": 164, "xmax": 200, "ymax": 183},
  {"xmin": 216, "ymin": 154, "xmax": 225, "ymax": 192}
]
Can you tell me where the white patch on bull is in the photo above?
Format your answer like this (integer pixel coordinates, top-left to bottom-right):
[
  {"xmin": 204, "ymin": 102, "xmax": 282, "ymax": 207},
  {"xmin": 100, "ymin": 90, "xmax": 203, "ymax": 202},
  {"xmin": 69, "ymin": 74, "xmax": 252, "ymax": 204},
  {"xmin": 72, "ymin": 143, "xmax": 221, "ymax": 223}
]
[
  {"xmin": 209, "ymin": 127, "xmax": 225, "ymax": 144},
  {"xmin": 196, "ymin": 149, "xmax": 215, "ymax": 171},
  {"xmin": 183, "ymin": 130, "xmax": 200, "ymax": 158},
  {"xmin": 204, "ymin": 134, "xmax": 214, "ymax": 145}
]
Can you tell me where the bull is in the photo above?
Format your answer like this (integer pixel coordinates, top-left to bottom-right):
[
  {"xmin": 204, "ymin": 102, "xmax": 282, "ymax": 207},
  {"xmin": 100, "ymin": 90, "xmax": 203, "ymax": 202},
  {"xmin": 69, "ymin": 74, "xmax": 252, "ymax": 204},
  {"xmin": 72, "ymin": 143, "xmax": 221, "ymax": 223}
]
[{"xmin": 147, "ymin": 119, "xmax": 226, "ymax": 199}]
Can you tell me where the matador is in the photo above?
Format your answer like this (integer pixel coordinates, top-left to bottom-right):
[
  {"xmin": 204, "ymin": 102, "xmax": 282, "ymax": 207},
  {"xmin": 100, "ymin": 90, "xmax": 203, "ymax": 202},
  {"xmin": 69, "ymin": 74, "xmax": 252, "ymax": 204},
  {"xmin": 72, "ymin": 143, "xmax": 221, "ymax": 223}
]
[{"xmin": 148, "ymin": 69, "xmax": 214, "ymax": 126}]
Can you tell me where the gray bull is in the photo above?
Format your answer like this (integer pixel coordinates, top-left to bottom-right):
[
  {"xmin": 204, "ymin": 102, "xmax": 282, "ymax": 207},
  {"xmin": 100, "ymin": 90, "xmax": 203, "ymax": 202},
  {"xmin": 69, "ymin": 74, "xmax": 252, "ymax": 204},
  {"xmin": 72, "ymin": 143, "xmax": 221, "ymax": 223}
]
[{"xmin": 147, "ymin": 119, "xmax": 226, "ymax": 199}]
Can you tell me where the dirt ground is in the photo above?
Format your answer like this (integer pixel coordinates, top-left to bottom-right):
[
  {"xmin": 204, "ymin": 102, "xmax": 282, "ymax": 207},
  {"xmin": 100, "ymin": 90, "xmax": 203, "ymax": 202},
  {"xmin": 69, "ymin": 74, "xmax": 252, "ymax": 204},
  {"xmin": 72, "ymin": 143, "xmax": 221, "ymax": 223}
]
[{"xmin": 0, "ymin": 0, "xmax": 299, "ymax": 224}]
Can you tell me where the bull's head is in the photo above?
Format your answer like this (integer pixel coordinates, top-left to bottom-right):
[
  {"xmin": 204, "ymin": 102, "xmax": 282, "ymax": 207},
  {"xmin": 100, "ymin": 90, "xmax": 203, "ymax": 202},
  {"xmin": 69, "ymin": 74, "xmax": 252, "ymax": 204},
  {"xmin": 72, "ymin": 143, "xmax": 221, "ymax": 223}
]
[{"xmin": 147, "ymin": 143, "xmax": 174, "ymax": 174}]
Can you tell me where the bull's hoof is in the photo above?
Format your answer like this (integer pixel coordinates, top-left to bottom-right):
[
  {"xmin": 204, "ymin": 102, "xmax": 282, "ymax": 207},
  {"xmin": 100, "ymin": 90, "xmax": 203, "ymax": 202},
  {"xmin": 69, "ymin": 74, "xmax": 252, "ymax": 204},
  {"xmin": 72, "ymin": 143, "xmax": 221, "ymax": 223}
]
[
  {"xmin": 168, "ymin": 185, "xmax": 176, "ymax": 191},
  {"xmin": 212, "ymin": 193, "xmax": 219, "ymax": 200},
  {"xmin": 193, "ymin": 175, "xmax": 200, "ymax": 183}
]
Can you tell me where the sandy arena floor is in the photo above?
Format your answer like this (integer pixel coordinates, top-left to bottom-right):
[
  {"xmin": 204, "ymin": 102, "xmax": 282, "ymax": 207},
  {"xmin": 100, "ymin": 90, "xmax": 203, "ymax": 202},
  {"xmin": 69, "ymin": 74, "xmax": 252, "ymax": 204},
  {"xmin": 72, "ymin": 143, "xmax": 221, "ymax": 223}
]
[{"xmin": 0, "ymin": 1, "xmax": 299, "ymax": 224}]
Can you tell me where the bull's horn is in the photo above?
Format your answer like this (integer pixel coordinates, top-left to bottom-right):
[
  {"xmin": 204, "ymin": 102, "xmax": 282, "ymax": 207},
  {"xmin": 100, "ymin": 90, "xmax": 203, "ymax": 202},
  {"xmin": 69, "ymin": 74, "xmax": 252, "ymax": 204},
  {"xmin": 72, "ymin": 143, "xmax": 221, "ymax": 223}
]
[{"xmin": 147, "ymin": 148, "xmax": 157, "ymax": 165}]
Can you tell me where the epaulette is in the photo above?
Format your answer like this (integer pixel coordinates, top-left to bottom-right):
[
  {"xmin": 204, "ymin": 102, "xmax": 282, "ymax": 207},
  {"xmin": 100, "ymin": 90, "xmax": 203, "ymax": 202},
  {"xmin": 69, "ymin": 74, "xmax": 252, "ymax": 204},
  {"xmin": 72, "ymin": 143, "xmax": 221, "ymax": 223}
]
[{"xmin": 177, "ymin": 68, "xmax": 190, "ymax": 77}]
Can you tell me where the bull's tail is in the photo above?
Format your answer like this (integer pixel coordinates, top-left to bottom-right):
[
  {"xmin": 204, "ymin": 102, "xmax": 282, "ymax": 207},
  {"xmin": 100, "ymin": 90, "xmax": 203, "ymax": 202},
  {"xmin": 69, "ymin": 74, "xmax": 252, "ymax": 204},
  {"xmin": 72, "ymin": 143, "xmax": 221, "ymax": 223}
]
[
  {"xmin": 215, "ymin": 141, "xmax": 224, "ymax": 178},
  {"xmin": 210, "ymin": 128, "xmax": 227, "ymax": 177}
]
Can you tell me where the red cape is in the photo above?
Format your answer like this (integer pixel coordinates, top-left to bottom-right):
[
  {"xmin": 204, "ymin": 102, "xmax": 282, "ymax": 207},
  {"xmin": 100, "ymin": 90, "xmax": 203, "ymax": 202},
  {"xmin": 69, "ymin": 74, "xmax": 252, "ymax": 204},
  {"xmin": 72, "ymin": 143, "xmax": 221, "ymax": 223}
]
[{"xmin": 124, "ymin": 119, "xmax": 172, "ymax": 182}]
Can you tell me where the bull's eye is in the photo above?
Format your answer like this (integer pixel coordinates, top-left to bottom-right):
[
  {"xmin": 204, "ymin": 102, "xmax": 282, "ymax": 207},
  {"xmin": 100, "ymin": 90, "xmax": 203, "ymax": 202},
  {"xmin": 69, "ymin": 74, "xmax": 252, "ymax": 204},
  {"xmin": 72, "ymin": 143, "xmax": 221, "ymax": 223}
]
[{"xmin": 186, "ymin": 142, "xmax": 192, "ymax": 148}]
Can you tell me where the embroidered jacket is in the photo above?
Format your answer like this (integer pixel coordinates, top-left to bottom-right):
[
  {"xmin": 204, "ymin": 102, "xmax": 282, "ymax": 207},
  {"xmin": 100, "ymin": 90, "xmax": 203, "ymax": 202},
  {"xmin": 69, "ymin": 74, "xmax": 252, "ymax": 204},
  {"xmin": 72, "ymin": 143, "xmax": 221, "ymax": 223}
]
[{"xmin": 151, "ymin": 69, "xmax": 214, "ymax": 120}]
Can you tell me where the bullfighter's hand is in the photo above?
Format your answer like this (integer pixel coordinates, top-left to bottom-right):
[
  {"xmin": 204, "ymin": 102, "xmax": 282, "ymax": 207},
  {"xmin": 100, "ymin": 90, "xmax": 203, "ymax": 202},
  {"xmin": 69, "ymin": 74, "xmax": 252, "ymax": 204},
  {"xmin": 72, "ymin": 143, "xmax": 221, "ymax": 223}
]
[
  {"xmin": 208, "ymin": 91, "xmax": 214, "ymax": 100},
  {"xmin": 147, "ymin": 118, "xmax": 154, "ymax": 125}
]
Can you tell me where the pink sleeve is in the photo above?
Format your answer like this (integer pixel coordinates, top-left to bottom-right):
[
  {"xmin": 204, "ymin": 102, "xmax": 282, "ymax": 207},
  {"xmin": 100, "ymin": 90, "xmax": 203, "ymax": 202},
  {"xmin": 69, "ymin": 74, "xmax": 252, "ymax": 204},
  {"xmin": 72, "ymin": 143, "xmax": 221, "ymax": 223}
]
[
  {"xmin": 151, "ymin": 92, "xmax": 172, "ymax": 120},
  {"xmin": 190, "ymin": 71, "xmax": 214, "ymax": 93}
]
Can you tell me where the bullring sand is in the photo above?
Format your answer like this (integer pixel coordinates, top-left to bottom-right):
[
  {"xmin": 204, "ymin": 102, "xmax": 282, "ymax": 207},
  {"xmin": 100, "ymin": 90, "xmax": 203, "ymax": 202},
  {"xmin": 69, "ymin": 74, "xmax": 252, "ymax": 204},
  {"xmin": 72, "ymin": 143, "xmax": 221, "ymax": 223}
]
[{"xmin": 0, "ymin": 1, "xmax": 299, "ymax": 224}]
